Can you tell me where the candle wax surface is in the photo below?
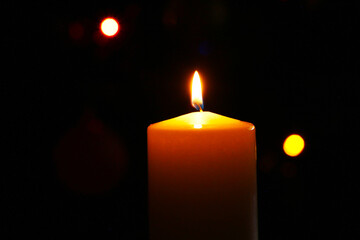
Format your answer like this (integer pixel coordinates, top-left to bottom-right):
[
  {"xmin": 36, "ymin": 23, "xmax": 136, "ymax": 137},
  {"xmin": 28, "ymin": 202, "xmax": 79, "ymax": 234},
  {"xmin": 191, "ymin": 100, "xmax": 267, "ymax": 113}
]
[
  {"xmin": 150, "ymin": 111, "xmax": 255, "ymax": 130},
  {"xmin": 148, "ymin": 111, "xmax": 258, "ymax": 240}
]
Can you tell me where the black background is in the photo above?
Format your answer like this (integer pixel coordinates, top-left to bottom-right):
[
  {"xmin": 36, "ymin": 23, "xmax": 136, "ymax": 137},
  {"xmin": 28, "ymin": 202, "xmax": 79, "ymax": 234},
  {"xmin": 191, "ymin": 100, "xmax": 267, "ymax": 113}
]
[{"xmin": 2, "ymin": 0, "xmax": 359, "ymax": 239}]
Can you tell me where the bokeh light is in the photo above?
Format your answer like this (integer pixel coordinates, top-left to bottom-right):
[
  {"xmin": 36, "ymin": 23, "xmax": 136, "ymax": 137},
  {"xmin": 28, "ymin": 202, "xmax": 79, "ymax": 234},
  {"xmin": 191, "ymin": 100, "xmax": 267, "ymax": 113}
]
[
  {"xmin": 100, "ymin": 18, "xmax": 119, "ymax": 37},
  {"xmin": 69, "ymin": 22, "xmax": 84, "ymax": 40},
  {"xmin": 283, "ymin": 134, "xmax": 305, "ymax": 157},
  {"xmin": 53, "ymin": 111, "xmax": 127, "ymax": 194}
]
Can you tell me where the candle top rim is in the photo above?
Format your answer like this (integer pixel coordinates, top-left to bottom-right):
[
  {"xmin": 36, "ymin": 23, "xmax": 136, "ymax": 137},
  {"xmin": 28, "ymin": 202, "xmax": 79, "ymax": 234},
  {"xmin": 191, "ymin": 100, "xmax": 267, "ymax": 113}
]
[{"xmin": 148, "ymin": 111, "xmax": 254, "ymax": 131}]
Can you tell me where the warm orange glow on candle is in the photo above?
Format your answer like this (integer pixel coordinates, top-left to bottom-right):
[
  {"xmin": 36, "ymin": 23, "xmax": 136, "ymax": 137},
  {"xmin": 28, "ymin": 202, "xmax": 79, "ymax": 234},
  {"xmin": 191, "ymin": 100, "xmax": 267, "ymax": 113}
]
[
  {"xmin": 100, "ymin": 18, "xmax": 119, "ymax": 37},
  {"xmin": 283, "ymin": 134, "xmax": 305, "ymax": 157},
  {"xmin": 191, "ymin": 71, "xmax": 203, "ymax": 111},
  {"xmin": 148, "ymin": 112, "xmax": 257, "ymax": 239}
]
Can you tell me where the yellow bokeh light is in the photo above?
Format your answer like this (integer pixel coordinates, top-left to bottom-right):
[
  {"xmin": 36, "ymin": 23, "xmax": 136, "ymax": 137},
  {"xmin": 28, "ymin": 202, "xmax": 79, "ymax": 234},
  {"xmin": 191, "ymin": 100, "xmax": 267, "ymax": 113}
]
[
  {"xmin": 283, "ymin": 134, "xmax": 305, "ymax": 157},
  {"xmin": 100, "ymin": 18, "xmax": 119, "ymax": 37}
]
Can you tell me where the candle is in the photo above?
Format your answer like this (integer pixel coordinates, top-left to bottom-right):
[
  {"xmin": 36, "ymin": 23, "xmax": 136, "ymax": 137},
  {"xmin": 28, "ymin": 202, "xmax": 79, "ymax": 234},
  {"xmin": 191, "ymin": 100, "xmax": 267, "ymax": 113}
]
[{"xmin": 148, "ymin": 71, "xmax": 257, "ymax": 240}]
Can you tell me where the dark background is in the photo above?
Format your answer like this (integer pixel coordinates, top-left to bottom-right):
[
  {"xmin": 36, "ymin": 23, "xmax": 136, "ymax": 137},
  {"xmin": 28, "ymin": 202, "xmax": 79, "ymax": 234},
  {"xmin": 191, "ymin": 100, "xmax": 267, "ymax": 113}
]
[{"xmin": 2, "ymin": 0, "xmax": 359, "ymax": 239}]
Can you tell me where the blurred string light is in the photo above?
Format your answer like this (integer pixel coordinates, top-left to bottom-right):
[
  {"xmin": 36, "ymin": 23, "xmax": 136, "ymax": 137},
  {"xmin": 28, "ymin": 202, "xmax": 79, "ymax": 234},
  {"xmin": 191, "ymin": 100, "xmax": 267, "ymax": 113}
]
[
  {"xmin": 69, "ymin": 22, "xmax": 84, "ymax": 40},
  {"xmin": 283, "ymin": 134, "xmax": 305, "ymax": 157},
  {"xmin": 100, "ymin": 17, "xmax": 119, "ymax": 37}
]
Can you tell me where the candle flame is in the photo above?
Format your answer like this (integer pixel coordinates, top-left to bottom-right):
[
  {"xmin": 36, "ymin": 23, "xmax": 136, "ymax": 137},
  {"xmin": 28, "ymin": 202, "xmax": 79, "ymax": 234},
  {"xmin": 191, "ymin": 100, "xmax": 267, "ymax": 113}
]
[{"xmin": 191, "ymin": 71, "xmax": 204, "ymax": 111}]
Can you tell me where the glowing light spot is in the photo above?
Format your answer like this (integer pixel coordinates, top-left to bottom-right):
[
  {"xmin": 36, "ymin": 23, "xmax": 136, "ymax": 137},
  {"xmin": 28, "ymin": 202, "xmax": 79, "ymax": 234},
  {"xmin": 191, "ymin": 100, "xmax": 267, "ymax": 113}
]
[
  {"xmin": 194, "ymin": 124, "xmax": 202, "ymax": 129},
  {"xmin": 283, "ymin": 134, "xmax": 305, "ymax": 157},
  {"xmin": 100, "ymin": 18, "xmax": 119, "ymax": 37}
]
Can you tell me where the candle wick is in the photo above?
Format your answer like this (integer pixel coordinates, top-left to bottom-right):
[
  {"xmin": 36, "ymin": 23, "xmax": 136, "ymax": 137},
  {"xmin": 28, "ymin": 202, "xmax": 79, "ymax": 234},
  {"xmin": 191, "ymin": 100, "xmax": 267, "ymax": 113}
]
[
  {"xmin": 193, "ymin": 103, "xmax": 204, "ymax": 112},
  {"xmin": 192, "ymin": 103, "xmax": 204, "ymax": 112}
]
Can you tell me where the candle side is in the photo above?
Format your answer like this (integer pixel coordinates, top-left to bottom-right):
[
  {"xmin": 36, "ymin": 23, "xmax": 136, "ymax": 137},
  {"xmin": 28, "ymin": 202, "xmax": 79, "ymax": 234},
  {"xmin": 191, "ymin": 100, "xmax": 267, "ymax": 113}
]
[{"xmin": 148, "ymin": 112, "xmax": 257, "ymax": 240}]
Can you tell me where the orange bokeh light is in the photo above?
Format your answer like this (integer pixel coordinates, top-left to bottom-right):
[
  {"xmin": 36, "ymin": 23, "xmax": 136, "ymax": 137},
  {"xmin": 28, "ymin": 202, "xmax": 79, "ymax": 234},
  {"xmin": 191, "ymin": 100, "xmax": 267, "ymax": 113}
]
[
  {"xmin": 283, "ymin": 134, "xmax": 305, "ymax": 157},
  {"xmin": 100, "ymin": 18, "xmax": 119, "ymax": 37}
]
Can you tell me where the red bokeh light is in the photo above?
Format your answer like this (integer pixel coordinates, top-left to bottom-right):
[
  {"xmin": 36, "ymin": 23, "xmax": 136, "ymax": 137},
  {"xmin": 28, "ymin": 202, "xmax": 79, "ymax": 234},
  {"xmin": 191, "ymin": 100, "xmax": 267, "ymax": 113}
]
[
  {"xmin": 69, "ymin": 22, "xmax": 84, "ymax": 40},
  {"xmin": 100, "ymin": 17, "xmax": 120, "ymax": 37}
]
